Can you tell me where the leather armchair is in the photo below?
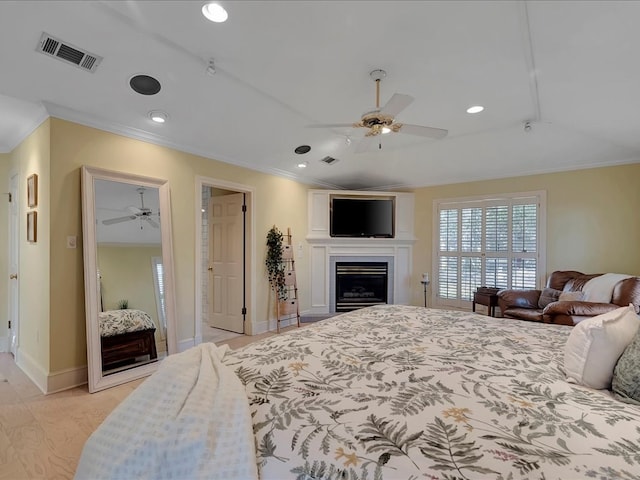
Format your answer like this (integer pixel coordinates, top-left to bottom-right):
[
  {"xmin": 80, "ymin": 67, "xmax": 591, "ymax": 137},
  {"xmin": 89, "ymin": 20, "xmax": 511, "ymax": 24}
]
[{"xmin": 497, "ymin": 271, "xmax": 640, "ymax": 326}]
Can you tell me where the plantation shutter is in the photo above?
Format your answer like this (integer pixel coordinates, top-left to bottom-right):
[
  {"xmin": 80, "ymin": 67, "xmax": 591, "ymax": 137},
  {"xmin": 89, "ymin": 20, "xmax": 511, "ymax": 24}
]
[
  {"xmin": 152, "ymin": 257, "xmax": 167, "ymax": 336},
  {"xmin": 434, "ymin": 192, "xmax": 544, "ymax": 309}
]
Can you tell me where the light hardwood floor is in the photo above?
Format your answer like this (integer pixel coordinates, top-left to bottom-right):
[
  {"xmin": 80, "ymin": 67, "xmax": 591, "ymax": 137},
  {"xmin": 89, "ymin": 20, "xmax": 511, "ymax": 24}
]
[{"xmin": 0, "ymin": 324, "xmax": 307, "ymax": 479}]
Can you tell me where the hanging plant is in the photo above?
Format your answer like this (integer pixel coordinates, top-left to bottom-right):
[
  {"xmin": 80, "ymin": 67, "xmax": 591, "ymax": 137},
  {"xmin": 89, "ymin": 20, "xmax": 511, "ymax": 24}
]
[{"xmin": 266, "ymin": 225, "xmax": 288, "ymax": 301}]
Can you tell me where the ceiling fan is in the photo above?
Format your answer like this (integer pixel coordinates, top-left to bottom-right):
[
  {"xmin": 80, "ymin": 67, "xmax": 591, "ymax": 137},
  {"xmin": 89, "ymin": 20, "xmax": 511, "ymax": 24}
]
[
  {"xmin": 102, "ymin": 187, "xmax": 159, "ymax": 228},
  {"xmin": 311, "ymin": 69, "xmax": 448, "ymax": 153}
]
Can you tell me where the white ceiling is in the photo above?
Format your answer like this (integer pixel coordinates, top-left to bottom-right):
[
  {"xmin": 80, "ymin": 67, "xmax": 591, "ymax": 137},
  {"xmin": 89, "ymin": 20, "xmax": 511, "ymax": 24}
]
[{"xmin": 1, "ymin": 1, "xmax": 639, "ymax": 190}]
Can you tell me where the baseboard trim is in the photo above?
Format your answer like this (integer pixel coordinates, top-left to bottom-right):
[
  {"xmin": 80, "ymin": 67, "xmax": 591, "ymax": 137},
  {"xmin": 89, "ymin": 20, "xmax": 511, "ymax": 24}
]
[
  {"xmin": 254, "ymin": 316, "xmax": 299, "ymax": 335},
  {"xmin": 0, "ymin": 336, "xmax": 8, "ymax": 353},
  {"xmin": 16, "ymin": 349, "xmax": 89, "ymax": 394},
  {"xmin": 178, "ymin": 338, "xmax": 195, "ymax": 353},
  {"xmin": 47, "ymin": 365, "xmax": 88, "ymax": 394},
  {"xmin": 15, "ymin": 348, "xmax": 48, "ymax": 394}
]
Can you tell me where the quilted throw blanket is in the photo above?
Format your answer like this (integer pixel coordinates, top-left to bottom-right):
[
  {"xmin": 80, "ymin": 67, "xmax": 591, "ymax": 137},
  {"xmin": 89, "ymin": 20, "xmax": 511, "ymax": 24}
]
[
  {"xmin": 75, "ymin": 343, "xmax": 258, "ymax": 480},
  {"xmin": 98, "ymin": 308, "xmax": 155, "ymax": 337},
  {"xmin": 224, "ymin": 305, "xmax": 640, "ymax": 480}
]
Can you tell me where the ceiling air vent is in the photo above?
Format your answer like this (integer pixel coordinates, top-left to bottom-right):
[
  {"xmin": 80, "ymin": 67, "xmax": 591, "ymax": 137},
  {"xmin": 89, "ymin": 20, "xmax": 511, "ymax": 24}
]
[
  {"xmin": 36, "ymin": 32, "xmax": 102, "ymax": 73},
  {"xmin": 320, "ymin": 156, "xmax": 339, "ymax": 165}
]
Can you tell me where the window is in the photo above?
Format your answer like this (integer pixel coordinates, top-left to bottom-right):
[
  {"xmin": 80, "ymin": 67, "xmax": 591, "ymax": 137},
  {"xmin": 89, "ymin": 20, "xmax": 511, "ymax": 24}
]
[
  {"xmin": 433, "ymin": 191, "xmax": 545, "ymax": 309},
  {"xmin": 151, "ymin": 256, "xmax": 167, "ymax": 338}
]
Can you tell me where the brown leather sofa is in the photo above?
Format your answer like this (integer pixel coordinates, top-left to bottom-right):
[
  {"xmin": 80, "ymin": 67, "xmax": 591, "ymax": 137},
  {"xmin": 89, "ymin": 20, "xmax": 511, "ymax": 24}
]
[{"xmin": 497, "ymin": 270, "xmax": 640, "ymax": 326}]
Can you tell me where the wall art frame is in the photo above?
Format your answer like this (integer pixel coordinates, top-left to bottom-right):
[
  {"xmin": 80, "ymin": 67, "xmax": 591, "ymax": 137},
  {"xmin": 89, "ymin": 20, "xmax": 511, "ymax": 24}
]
[
  {"xmin": 27, "ymin": 173, "xmax": 38, "ymax": 208},
  {"xmin": 27, "ymin": 211, "xmax": 37, "ymax": 242}
]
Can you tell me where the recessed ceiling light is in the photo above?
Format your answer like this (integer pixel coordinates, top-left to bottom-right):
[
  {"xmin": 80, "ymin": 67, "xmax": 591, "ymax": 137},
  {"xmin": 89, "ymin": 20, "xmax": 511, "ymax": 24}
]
[
  {"xmin": 202, "ymin": 3, "xmax": 228, "ymax": 22},
  {"xmin": 381, "ymin": 127, "xmax": 391, "ymax": 134},
  {"xmin": 294, "ymin": 145, "xmax": 311, "ymax": 154},
  {"xmin": 130, "ymin": 74, "xmax": 161, "ymax": 95},
  {"xmin": 297, "ymin": 161, "xmax": 308, "ymax": 169},
  {"xmin": 149, "ymin": 110, "xmax": 168, "ymax": 123},
  {"xmin": 466, "ymin": 105, "xmax": 484, "ymax": 114}
]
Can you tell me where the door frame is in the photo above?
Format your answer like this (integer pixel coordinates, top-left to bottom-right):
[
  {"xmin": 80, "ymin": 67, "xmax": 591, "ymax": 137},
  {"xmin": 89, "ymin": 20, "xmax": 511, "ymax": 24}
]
[
  {"xmin": 194, "ymin": 176, "xmax": 255, "ymax": 343},
  {"xmin": 8, "ymin": 171, "xmax": 19, "ymax": 357}
]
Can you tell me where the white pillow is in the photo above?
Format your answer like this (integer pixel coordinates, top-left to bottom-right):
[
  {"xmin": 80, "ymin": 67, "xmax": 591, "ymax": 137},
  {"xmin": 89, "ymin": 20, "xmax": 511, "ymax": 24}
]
[{"xmin": 564, "ymin": 304, "xmax": 640, "ymax": 389}]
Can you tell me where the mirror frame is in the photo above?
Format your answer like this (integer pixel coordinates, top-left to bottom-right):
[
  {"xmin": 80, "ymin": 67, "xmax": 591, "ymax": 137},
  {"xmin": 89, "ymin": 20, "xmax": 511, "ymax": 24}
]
[{"xmin": 81, "ymin": 166, "xmax": 178, "ymax": 393}]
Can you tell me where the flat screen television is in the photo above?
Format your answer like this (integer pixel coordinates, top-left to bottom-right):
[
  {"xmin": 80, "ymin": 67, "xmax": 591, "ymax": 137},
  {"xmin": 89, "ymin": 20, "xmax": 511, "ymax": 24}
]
[{"xmin": 330, "ymin": 196, "xmax": 395, "ymax": 238}]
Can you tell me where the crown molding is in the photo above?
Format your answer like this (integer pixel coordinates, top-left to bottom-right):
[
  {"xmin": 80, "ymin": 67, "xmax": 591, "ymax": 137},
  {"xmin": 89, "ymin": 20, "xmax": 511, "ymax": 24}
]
[{"xmin": 42, "ymin": 102, "xmax": 341, "ymax": 189}]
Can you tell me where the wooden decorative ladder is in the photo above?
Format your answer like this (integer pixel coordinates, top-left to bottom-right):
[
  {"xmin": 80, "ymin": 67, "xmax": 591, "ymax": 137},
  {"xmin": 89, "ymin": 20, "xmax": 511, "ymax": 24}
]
[{"xmin": 275, "ymin": 228, "xmax": 300, "ymax": 333}]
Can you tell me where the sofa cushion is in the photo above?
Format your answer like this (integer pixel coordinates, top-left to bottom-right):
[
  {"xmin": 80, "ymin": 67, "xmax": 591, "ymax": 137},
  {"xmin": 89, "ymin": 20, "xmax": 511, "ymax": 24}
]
[
  {"xmin": 538, "ymin": 288, "xmax": 562, "ymax": 308},
  {"xmin": 564, "ymin": 304, "xmax": 640, "ymax": 389},
  {"xmin": 612, "ymin": 329, "xmax": 640, "ymax": 404},
  {"xmin": 504, "ymin": 308, "xmax": 543, "ymax": 322},
  {"xmin": 546, "ymin": 270, "xmax": 584, "ymax": 290}
]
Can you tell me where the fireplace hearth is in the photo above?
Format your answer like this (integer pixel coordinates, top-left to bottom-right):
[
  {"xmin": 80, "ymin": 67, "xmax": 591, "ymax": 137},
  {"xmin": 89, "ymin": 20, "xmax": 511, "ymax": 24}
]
[{"xmin": 335, "ymin": 262, "xmax": 388, "ymax": 312}]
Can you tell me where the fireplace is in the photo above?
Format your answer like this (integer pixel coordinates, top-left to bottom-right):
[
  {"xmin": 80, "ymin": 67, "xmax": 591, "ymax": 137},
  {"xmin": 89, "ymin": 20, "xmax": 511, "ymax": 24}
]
[{"xmin": 335, "ymin": 262, "xmax": 388, "ymax": 312}]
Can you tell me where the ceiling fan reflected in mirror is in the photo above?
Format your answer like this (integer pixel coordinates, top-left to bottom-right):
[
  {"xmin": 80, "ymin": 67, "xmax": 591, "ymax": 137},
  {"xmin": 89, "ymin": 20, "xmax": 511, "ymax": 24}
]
[
  {"xmin": 102, "ymin": 187, "xmax": 160, "ymax": 229},
  {"xmin": 310, "ymin": 69, "xmax": 448, "ymax": 153}
]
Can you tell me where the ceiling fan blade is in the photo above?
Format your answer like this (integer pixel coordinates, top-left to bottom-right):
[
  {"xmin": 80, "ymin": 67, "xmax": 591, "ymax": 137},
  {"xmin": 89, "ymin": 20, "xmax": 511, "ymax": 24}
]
[
  {"xmin": 128, "ymin": 206, "xmax": 142, "ymax": 215},
  {"xmin": 145, "ymin": 217, "xmax": 160, "ymax": 228},
  {"xmin": 380, "ymin": 94, "xmax": 414, "ymax": 117},
  {"xmin": 102, "ymin": 215, "xmax": 137, "ymax": 225},
  {"xmin": 397, "ymin": 123, "xmax": 448, "ymax": 139},
  {"xmin": 306, "ymin": 123, "xmax": 357, "ymax": 129},
  {"xmin": 354, "ymin": 135, "xmax": 379, "ymax": 154}
]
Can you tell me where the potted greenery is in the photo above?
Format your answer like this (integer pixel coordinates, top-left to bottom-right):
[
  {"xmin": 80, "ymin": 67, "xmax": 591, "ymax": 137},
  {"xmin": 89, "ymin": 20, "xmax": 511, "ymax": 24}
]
[{"xmin": 266, "ymin": 225, "xmax": 288, "ymax": 301}]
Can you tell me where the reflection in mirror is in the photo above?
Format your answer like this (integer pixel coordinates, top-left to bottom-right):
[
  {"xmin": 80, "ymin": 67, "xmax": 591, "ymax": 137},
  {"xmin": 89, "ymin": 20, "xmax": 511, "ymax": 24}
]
[{"xmin": 82, "ymin": 166, "xmax": 177, "ymax": 393}]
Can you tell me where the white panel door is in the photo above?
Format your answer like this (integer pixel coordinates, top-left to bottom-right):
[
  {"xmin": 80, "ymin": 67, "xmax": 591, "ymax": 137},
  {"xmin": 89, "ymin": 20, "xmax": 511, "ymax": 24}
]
[{"xmin": 208, "ymin": 193, "xmax": 244, "ymax": 333}]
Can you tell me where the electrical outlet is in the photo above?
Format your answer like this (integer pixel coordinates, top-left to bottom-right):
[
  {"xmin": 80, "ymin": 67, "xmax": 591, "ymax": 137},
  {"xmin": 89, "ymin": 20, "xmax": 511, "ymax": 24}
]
[{"xmin": 67, "ymin": 236, "xmax": 77, "ymax": 249}]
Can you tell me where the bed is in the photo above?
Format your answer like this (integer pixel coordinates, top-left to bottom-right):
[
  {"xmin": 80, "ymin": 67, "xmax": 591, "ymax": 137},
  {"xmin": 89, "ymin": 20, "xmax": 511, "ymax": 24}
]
[
  {"xmin": 76, "ymin": 305, "xmax": 640, "ymax": 479},
  {"xmin": 99, "ymin": 309, "xmax": 157, "ymax": 369}
]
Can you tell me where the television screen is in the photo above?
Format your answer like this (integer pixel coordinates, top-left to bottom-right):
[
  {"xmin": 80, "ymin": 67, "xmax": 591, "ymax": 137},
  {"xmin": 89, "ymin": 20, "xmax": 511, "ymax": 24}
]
[{"xmin": 330, "ymin": 197, "xmax": 394, "ymax": 238}]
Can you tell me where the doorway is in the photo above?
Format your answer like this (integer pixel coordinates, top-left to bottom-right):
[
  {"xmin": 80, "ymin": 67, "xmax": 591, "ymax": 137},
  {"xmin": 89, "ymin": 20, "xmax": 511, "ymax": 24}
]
[{"xmin": 195, "ymin": 178, "xmax": 254, "ymax": 345}]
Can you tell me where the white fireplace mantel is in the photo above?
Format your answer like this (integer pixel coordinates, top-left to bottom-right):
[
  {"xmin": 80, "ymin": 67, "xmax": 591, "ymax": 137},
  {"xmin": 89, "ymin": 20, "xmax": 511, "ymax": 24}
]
[{"xmin": 306, "ymin": 190, "xmax": 415, "ymax": 314}]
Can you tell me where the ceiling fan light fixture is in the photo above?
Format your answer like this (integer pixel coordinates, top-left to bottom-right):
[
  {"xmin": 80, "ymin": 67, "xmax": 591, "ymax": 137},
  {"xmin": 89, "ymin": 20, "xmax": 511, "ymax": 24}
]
[
  {"xmin": 381, "ymin": 126, "xmax": 391, "ymax": 134},
  {"xmin": 149, "ymin": 110, "xmax": 168, "ymax": 123},
  {"xmin": 202, "ymin": 3, "xmax": 228, "ymax": 23},
  {"xmin": 466, "ymin": 105, "xmax": 484, "ymax": 114}
]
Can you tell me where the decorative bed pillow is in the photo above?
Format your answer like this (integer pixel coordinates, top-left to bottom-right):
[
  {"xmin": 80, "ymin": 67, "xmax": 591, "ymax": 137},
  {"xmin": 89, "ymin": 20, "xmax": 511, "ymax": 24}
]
[
  {"xmin": 559, "ymin": 291, "xmax": 584, "ymax": 302},
  {"xmin": 538, "ymin": 287, "xmax": 562, "ymax": 308},
  {"xmin": 612, "ymin": 329, "xmax": 640, "ymax": 404},
  {"xmin": 564, "ymin": 304, "xmax": 640, "ymax": 389}
]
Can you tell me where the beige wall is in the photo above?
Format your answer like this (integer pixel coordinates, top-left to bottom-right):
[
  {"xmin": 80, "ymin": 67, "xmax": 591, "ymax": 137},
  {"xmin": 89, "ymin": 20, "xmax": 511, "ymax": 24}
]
[
  {"xmin": 97, "ymin": 245, "xmax": 162, "ymax": 322},
  {"xmin": 14, "ymin": 115, "xmax": 639, "ymax": 380},
  {"xmin": 411, "ymin": 163, "xmax": 640, "ymax": 306},
  {"xmin": 9, "ymin": 120, "xmax": 51, "ymax": 371},
  {"xmin": 0, "ymin": 153, "xmax": 9, "ymax": 344},
  {"xmin": 48, "ymin": 118, "xmax": 309, "ymax": 372}
]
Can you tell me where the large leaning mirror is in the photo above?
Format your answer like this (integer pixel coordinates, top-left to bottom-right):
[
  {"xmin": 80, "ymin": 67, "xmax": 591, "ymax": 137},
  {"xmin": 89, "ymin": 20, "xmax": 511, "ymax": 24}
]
[{"xmin": 81, "ymin": 166, "xmax": 177, "ymax": 393}]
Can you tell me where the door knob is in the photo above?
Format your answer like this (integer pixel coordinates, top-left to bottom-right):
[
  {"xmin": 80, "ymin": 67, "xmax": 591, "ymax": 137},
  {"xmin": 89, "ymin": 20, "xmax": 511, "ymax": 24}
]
[
  {"xmin": 207, "ymin": 267, "xmax": 213, "ymax": 271},
  {"xmin": 10, "ymin": 273, "xmax": 17, "ymax": 279}
]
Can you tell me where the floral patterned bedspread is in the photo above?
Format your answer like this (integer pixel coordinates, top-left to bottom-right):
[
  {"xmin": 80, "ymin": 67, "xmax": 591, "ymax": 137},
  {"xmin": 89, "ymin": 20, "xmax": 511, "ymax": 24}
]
[
  {"xmin": 98, "ymin": 308, "xmax": 155, "ymax": 337},
  {"xmin": 224, "ymin": 305, "xmax": 640, "ymax": 480}
]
